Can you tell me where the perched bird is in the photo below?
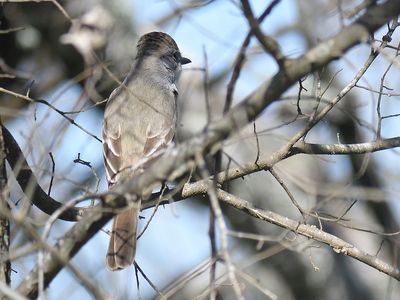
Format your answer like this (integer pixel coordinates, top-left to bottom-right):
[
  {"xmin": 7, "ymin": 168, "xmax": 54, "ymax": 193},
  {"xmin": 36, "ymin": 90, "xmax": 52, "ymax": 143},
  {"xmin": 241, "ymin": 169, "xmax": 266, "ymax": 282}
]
[{"xmin": 102, "ymin": 32, "xmax": 191, "ymax": 271}]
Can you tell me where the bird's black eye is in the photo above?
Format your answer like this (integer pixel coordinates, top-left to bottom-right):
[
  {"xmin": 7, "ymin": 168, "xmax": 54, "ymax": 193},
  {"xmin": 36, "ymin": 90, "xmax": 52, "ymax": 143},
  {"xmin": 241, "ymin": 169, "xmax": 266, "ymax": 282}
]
[{"xmin": 173, "ymin": 51, "xmax": 181, "ymax": 62}]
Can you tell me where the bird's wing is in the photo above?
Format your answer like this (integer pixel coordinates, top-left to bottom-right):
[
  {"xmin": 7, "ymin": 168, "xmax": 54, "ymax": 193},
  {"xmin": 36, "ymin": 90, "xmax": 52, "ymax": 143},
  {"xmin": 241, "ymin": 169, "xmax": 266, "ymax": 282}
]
[
  {"xmin": 143, "ymin": 124, "xmax": 175, "ymax": 157},
  {"xmin": 102, "ymin": 120, "xmax": 122, "ymax": 187}
]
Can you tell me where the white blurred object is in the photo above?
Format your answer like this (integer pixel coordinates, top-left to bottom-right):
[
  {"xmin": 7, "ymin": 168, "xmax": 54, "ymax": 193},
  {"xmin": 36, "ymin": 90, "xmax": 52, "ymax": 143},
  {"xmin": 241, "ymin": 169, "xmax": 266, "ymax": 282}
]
[{"xmin": 60, "ymin": 5, "xmax": 114, "ymax": 64}]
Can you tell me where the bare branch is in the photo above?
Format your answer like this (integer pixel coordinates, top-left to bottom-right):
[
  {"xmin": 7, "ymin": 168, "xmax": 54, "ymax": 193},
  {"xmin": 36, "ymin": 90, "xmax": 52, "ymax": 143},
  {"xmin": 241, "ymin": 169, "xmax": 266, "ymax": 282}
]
[
  {"xmin": 196, "ymin": 153, "xmax": 243, "ymax": 300},
  {"xmin": 0, "ymin": 88, "xmax": 102, "ymax": 142},
  {"xmin": 216, "ymin": 189, "xmax": 400, "ymax": 280},
  {"xmin": 292, "ymin": 138, "xmax": 400, "ymax": 155},
  {"xmin": 2, "ymin": 125, "xmax": 85, "ymax": 221},
  {"xmin": 240, "ymin": 0, "xmax": 284, "ymax": 65},
  {"xmin": 0, "ymin": 281, "xmax": 27, "ymax": 300},
  {"xmin": 225, "ymin": 0, "xmax": 282, "ymax": 112},
  {"xmin": 0, "ymin": 26, "xmax": 25, "ymax": 34},
  {"xmin": 0, "ymin": 121, "xmax": 11, "ymax": 292},
  {"xmin": 269, "ymin": 168, "xmax": 305, "ymax": 220}
]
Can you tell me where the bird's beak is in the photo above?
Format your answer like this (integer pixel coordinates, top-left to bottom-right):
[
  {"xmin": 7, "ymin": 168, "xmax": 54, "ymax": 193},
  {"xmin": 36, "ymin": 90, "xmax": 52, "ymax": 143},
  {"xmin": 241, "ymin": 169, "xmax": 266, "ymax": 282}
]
[{"xmin": 180, "ymin": 57, "xmax": 191, "ymax": 65}]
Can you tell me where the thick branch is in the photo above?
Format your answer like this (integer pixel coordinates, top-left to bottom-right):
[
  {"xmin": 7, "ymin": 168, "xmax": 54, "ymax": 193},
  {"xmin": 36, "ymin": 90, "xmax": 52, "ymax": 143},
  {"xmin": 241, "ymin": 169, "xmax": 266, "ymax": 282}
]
[{"xmin": 2, "ymin": 125, "xmax": 84, "ymax": 221}]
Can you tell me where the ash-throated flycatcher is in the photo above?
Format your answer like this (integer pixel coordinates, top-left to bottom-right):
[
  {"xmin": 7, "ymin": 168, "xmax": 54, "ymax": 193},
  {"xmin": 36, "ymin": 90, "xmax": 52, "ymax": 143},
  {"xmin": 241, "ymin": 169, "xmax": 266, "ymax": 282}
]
[{"xmin": 102, "ymin": 32, "xmax": 191, "ymax": 271}]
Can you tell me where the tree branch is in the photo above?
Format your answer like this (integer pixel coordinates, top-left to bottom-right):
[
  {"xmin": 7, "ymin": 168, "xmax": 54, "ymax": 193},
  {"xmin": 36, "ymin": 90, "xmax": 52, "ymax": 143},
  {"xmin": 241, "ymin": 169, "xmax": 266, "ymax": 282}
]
[
  {"xmin": 216, "ymin": 189, "xmax": 400, "ymax": 280},
  {"xmin": 0, "ymin": 88, "xmax": 101, "ymax": 142},
  {"xmin": 292, "ymin": 138, "xmax": 400, "ymax": 155},
  {"xmin": 0, "ymin": 121, "xmax": 11, "ymax": 294},
  {"xmin": 225, "ymin": 0, "xmax": 281, "ymax": 112},
  {"xmin": 240, "ymin": 0, "xmax": 284, "ymax": 65},
  {"xmin": 2, "ymin": 125, "xmax": 85, "ymax": 221},
  {"xmin": 16, "ymin": 207, "xmax": 112, "ymax": 298}
]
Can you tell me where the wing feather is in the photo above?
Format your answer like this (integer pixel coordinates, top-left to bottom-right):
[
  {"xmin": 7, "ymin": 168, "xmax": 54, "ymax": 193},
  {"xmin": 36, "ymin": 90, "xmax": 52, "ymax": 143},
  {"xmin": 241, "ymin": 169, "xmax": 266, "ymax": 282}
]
[
  {"xmin": 102, "ymin": 121, "xmax": 122, "ymax": 186},
  {"xmin": 143, "ymin": 125, "xmax": 175, "ymax": 157}
]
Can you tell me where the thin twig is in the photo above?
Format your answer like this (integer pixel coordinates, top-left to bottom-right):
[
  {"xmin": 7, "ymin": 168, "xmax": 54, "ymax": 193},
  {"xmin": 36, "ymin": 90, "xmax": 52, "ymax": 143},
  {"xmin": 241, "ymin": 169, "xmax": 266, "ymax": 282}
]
[
  {"xmin": 208, "ymin": 203, "xmax": 217, "ymax": 300},
  {"xmin": 196, "ymin": 153, "xmax": 244, "ymax": 300},
  {"xmin": 73, "ymin": 153, "xmax": 100, "ymax": 195},
  {"xmin": 216, "ymin": 189, "xmax": 400, "ymax": 280},
  {"xmin": 376, "ymin": 40, "xmax": 400, "ymax": 139},
  {"xmin": 203, "ymin": 46, "xmax": 211, "ymax": 125},
  {"xmin": 269, "ymin": 168, "xmax": 306, "ymax": 221},
  {"xmin": 0, "ymin": 87, "xmax": 102, "ymax": 142},
  {"xmin": 0, "ymin": 26, "xmax": 25, "ymax": 34},
  {"xmin": 225, "ymin": 0, "xmax": 282, "ymax": 113},
  {"xmin": 240, "ymin": 0, "xmax": 284, "ymax": 64},
  {"xmin": 134, "ymin": 262, "xmax": 164, "ymax": 298},
  {"xmin": 296, "ymin": 77, "xmax": 307, "ymax": 115},
  {"xmin": 47, "ymin": 152, "xmax": 55, "ymax": 196},
  {"xmin": 253, "ymin": 121, "xmax": 261, "ymax": 167}
]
